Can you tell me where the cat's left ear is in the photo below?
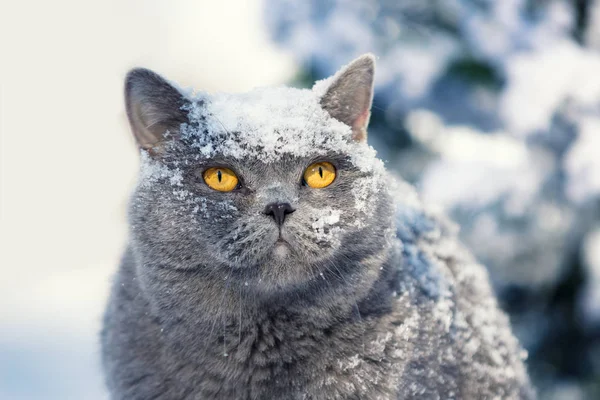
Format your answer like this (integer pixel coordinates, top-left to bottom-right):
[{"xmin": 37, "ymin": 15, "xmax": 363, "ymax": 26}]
[{"xmin": 318, "ymin": 54, "xmax": 375, "ymax": 142}]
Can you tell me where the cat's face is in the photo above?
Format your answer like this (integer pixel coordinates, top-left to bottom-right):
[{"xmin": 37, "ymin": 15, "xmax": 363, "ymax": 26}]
[{"xmin": 127, "ymin": 55, "xmax": 393, "ymax": 293}]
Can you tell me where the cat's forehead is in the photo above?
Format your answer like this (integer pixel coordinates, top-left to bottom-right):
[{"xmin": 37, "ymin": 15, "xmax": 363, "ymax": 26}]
[
  {"xmin": 205, "ymin": 87, "xmax": 329, "ymax": 130},
  {"xmin": 179, "ymin": 87, "xmax": 356, "ymax": 164}
]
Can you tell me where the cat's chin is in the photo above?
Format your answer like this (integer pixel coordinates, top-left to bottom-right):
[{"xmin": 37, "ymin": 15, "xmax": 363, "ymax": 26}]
[{"xmin": 272, "ymin": 240, "xmax": 291, "ymax": 259}]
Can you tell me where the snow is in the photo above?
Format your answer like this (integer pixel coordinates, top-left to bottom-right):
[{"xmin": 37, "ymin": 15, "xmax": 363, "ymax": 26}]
[
  {"xmin": 138, "ymin": 151, "xmax": 172, "ymax": 188},
  {"xmin": 178, "ymin": 85, "xmax": 384, "ymax": 178},
  {"xmin": 565, "ymin": 117, "xmax": 600, "ymax": 203},
  {"xmin": 351, "ymin": 176, "xmax": 381, "ymax": 220},
  {"xmin": 185, "ymin": 87, "xmax": 352, "ymax": 162},
  {"xmin": 391, "ymin": 188, "xmax": 532, "ymax": 396},
  {"xmin": 408, "ymin": 117, "xmax": 528, "ymax": 167},
  {"xmin": 409, "ymin": 118, "xmax": 544, "ymax": 215},
  {"xmin": 500, "ymin": 41, "xmax": 600, "ymax": 136},
  {"xmin": 311, "ymin": 207, "xmax": 342, "ymax": 243}
]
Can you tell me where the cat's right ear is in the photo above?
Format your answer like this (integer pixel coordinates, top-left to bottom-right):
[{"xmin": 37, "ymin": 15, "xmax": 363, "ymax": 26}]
[
  {"xmin": 318, "ymin": 54, "xmax": 375, "ymax": 142},
  {"xmin": 125, "ymin": 68, "xmax": 190, "ymax": 152}
]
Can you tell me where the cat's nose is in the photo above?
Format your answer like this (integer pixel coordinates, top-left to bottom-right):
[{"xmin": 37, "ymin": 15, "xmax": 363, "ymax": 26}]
[{"xmin": 264, "ymin": 202, "xmax": 295, "ymax": 226}]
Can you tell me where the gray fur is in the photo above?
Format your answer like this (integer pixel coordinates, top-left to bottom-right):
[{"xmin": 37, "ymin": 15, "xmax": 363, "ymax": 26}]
[
  {"xmin": 101, "ymin": 55, "xmax": 534, "ymax": 399},
  {"xmin": 125, "ymin": 68, "xmax": 190, "ymax": 151},
  {"xmin": 320, "ymin": 54, "xmax": 375, "ymax": 142}
]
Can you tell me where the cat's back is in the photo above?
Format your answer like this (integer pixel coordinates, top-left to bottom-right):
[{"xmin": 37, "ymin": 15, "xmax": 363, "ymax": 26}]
[{"xmin": 390, "ymin": 196, "xmax": 534, "ymax": 399}]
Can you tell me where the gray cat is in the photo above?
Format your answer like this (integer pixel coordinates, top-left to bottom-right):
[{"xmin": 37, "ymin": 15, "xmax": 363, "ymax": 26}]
[{"xmin": 101, "ymin": 54, "xmax": 534, "ymax": 399}]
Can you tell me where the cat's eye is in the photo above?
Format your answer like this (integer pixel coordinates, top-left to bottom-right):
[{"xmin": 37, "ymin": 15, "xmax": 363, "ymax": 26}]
[
  {"xmin": 203, "ymin": 167, "xmax": 239, "ymax": 192},
  {"xmin": 304, "ymin": 162, "xmax": 336, "ymax": 188}
]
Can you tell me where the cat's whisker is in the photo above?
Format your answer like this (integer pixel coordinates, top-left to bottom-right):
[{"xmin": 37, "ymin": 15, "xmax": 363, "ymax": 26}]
[
  {"xmin": 312, "ymin": 261, "xmax": 339, "ymax": 308},
  {"xmin": 317, "ymin": 257, "xmax": 367, "ymax": 354},
  {"xmin": 211, "ymin": 113, "xmax": 233, "ymax": 137},
  {"xmin": 202, "ymin": 270, "xmax": 233, "ymax": 358},
  {"xmin": 354, "ymin": 301, "xmax": 366, "ymax": 354},
  {"xmin": 222, "ymin": 264, "xmax": 236, "ymax": 358},
  {"xmin": 323, "ymin": 256, "xmax": 367, "ymax": 352},
  {"xmin": 238, "ymin": 285, "xmax": 243, "ymax": 347},
  {"xmin": 322, "ymin": 259, "xmax": 345, "ymax": 283}
]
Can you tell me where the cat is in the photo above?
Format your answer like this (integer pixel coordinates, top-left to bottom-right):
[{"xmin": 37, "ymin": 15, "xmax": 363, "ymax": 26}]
[{"xmin": 101, "ymin": 54, "xmax": 535, "ymax": 399}]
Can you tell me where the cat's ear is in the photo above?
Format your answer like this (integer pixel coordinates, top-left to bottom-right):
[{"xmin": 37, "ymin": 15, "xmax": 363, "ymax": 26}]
[
  {"xmin": 125, "ymin": 68, "xmax": 190, "ymax": 152},
  {"xmin": 318, "ymin": 54, "xmax": 375, "ymax": 142}
]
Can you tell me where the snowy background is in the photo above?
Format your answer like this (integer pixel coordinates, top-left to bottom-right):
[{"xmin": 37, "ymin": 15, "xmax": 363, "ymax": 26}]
[{"xmin": 1, "ymin": 0, "xmax": 599, "ymax": 399}]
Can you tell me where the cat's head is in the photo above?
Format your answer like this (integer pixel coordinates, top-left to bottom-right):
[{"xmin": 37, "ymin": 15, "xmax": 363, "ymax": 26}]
[{"xmin": 126, "ymin": 54, "xmax": 394, "ymax": 294}]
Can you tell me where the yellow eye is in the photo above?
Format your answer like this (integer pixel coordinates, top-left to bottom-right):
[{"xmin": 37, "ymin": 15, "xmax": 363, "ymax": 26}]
[
  {"xmin": 203, "ymin": 167, "xmax": 239, "ymax": 192},
  {"xmin": 304, "ymin": 162, "xmax": 336, "ymax": 188}
]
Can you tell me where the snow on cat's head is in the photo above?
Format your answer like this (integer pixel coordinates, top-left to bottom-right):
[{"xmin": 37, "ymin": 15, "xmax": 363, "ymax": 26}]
[{"xmin": 125, "ymin": 54, "xmax": 393, "ymax": 292}]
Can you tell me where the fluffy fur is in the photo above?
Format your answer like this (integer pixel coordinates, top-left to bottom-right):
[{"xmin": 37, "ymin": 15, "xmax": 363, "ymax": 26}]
[{"xmin": 101, "ymin": 55, "xmax": 534, "ymax": 399}]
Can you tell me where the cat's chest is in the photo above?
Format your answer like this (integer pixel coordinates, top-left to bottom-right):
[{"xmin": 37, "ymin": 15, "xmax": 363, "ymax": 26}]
[{"xmin": 175, "ymin": 311, "xmax": 411, "ymax": 400}]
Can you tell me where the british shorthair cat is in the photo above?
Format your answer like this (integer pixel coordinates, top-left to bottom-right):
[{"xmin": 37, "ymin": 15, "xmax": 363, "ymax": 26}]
[{"xmin": 101, "ymin": 54, "xmax": 534, "ymax": 399}]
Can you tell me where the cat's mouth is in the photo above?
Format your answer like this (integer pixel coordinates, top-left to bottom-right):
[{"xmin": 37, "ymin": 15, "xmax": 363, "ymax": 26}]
[
  {"xmin": 275, "ymin": 227, "xmax": 291, "ymax": 243},
  {"xmin": 274, "ymin": 228, "xmax": 297, "ymax": 249}
]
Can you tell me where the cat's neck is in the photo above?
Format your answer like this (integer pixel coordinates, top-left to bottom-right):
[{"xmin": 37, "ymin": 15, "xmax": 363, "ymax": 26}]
[{"xmin": 128, "ymin": 242, "xmax": 401, "ymax": 343}]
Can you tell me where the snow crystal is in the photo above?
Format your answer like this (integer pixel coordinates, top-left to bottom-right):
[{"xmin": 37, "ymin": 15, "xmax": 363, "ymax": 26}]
[
  {"xmin": 311, "ymin": 207, "xmax": 342, "ymax": 242},
  {"xmin": 339, "ymin": 354, "xmax": 362, "ymax": 371},
  {"xmin": 169, "ymin": 169, "xmax": 184, "ymax": 186},
  {"xmin": 351, "ymin": 176, "xmax": 380, "ymax": 221},
  {"xmin": 138, "ymin": 151, "xmax": 172, "ymax": 188},
  {"xmin": 311, "ymin": 76, "xmax": 336, "ymax": 98}
]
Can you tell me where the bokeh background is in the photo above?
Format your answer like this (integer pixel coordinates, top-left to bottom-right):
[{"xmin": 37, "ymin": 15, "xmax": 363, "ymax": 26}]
[{"xmin": 1, "ymin": 0, "xmax": 599, "ymax": 399}]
